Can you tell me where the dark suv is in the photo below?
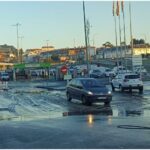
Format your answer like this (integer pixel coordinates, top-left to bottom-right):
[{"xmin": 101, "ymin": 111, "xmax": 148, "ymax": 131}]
[{"xmin": 66, "ymin": 78, "xmax": 112, "ymax": 106}]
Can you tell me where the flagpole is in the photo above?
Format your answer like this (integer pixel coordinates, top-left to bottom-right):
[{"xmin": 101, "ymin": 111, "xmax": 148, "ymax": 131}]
[
  {"xmin": 118, "ymin": 14, "xmax": 123, "ymax": 65},
  {"xmin": 122, "ymin": 0, "xmax": 128, "ymax": 69}
]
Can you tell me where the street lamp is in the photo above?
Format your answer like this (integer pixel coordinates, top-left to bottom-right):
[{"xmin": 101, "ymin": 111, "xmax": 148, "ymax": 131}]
[{"xmin": 12, "ymin": 23, "xmax": 21, "ymax": 63}]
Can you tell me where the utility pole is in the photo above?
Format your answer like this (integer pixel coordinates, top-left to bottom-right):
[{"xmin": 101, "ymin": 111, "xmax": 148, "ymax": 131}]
[
  {"xmin": 19, "ymin": 36, "xmax": 24, "ymax": 63},
  {"xmin": 83, "ymin": 1, "xmax": 90, "ymax": 76},
  {"xmin": 13, "ymin": 23, "xmax": 21, "ymax": 63},
  {"xmin": 19, "ymin": 36, "xmax": 24, "ymax": 49},
  {"xmin": 46, "ymin": 40, "xmax": 49, "ymax": 50},
  {"xmin": 129, "ymin": 2, "xmax": 133, "ymax": 70}
]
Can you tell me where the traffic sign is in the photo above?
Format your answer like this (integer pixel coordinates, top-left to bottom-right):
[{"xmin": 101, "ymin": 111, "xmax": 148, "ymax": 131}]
[{"xmin": 60, "ymin": 66, "xmax": 67, "ymax": 74}]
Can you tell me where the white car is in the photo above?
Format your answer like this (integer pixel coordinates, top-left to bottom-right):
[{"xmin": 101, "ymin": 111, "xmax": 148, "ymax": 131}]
[
  {"xmin": 104, "ymin": 68, "xmax": 116, "ymax": 77},
  {"xmin": 134, "ymin": 66, "xmax": 147, "ymax": 75},
  {"xmin": 111, "ymin": 73, "xmax": 143, "ymax": 93},
  {"xmin": 113, "ymin": 66, "xmax": 130, "ymax": 74}
]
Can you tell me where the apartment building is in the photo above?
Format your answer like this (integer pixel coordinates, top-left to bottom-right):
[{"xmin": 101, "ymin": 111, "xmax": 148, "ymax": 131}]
[{"xmin": 0, "ymin": 44, "xmax": 17, "ymax": 63}]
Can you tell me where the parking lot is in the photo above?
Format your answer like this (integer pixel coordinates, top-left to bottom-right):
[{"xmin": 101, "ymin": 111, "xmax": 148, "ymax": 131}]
[
  {"xmin": 0, "ymin": 79, "xmax": 149, "ymax": 120},
  {"xmin": 0, "ymin": 79, "xmax": 150, "ymax": 148}
]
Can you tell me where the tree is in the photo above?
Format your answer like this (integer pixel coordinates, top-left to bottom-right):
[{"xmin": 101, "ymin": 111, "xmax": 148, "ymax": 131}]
[
  {"xmin": 102, "ymin": 42, "xmax": 114, "ymax": 48},
  {"xmin": 132, "ymin": 38, "xmax": 145, "ymax": 45}
]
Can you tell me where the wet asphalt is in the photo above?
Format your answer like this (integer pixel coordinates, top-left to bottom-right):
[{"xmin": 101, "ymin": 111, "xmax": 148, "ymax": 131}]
[{"xmin": 0, "ymin": 79, "xmax": 150, "ymax": 148}]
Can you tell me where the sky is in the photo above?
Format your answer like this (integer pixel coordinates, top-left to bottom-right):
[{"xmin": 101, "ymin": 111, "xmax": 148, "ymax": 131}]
[{"xmin": 0, "ymin": 0, "xmax": 150, "ymax": 51}]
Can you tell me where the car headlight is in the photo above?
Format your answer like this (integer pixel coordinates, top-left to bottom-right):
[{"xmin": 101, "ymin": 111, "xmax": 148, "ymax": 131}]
[
  {"xmin": 87, "ymin": 91, "xmax": 93, "ymax": 95},
  {"xmin": 108, "ymin": 91, "xmax": 112, "ymax": 95}
]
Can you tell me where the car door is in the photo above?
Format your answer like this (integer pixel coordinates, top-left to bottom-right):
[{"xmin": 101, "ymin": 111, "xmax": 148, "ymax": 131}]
[
  {"xmin": 75, "ymin": 80, "xmax": 84, "ymax": 100},
  {"xmin": 112, "ymin": 75, "xmax": 118, "ymax": 88},
  {"xmin": 67, "ymin": 79, "xmax": 76, "ymax": 99},
  {"xmin": 112, "ymin": 74, "xmax": 122, "ymax": 88},
  {"xmin": 116, "ymin": 74, "xmax": 123, "ymax": 88}
]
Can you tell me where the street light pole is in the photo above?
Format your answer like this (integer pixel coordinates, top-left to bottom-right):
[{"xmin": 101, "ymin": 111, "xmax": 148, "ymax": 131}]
[
  {"xmin": 19, "ymin": 36, "xmax": 24, "ymax": 49},
  {"xmin": 13, "ymin": 23, "xmax": 21, "ymax": 63},
  {"xmin": 46, "ymin": 40, "xmax": 49, "ymax": 50},
  {"xmin": 83, "ymin": 1, "xmax": 89, "ymax": 76},
  {"xmin": 19, "ymin": 36, "xmax": 24, "ymax": 63},
  {"xmin": 129, "ymin": 3, "xmax": 133, "ymax": 58}
]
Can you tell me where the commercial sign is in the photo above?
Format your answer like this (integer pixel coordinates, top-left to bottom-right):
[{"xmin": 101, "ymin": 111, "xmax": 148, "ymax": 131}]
[{"xmin": 14, "ymin": 63, "xmax": 51, "ymax": 69}]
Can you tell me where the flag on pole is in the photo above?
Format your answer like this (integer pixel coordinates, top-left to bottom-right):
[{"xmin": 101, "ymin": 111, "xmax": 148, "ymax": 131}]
[
  {"xmin": 116, "ymin": 0, "xmax": 120, "ymax": 16},
  {"xmin": 121, "ymin": 0, "xmax": 124, "ymax": 12},
  {"xmin": 112, "ymin": 1, "xmax": 115, "ymax": 16}
]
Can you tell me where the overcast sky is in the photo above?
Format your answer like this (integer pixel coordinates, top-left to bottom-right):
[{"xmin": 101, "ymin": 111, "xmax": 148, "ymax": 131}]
[{"xmin": 0, "ymin": 1, "xmax": 149, "ymax": 51}]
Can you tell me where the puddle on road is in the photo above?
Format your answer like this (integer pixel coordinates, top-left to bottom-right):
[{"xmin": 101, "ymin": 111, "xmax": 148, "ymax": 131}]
[{"xmin": 111, "ymin": 107, "xmax": 150, "ymax": 117}]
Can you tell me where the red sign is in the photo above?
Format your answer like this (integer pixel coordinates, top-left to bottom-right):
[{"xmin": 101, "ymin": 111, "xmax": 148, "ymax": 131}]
[{"xmin": 60, "ymin": 66, "xmax": 67, "ymax": 74}]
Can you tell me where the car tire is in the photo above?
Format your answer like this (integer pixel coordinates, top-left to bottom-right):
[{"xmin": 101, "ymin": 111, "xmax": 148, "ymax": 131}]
[
  {"xmin": 119, "ymin": 85, "xmax": 124, "ymax": 92},
  {"xmin": 104, "ymin": 101, "xmax": 110, "ymax": 106},
  {"xmin": 129, "ymin": 86, "xmax": 132, "ymax": 92},
  {"xmin": 67, "ymin": 92, "xmax": 72, "ymax": 101},
  {"xmin": 82, "ymin": 96, "xmax": 91, "ymax": 106},
  {"xmin": 139, "ymin": 87, "xmax": 143, "ymax": 93},
  {"xmin": 111, "ymin": 83, "xmax": 115, "ymax": 91}
]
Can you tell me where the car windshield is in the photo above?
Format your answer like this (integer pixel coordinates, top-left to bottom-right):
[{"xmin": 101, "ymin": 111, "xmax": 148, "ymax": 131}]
[
  {"xmin": 81, "ymin": 79, "xmax": 105, "ymax": 88},
  {"xmin": 106, "ymin": 69, "xmax": 111, "ymax": 72},
  {"xmin": 118, "ymin": 68, "xmax": 126, "ymax": 70},
  {"xmin": 93, "ymin": 70, "xmax": 101, "ymax": 73},
  {"xmin": 1, "ymin": 73, "xmax": 8, "ymax": 76},
  {"xmin": 125, "ymin": 75, "xmax": 140, "ymax": 79}
]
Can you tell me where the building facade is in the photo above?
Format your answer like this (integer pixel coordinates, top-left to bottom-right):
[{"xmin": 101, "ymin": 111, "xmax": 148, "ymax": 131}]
[{"xmin": 96, "ymin": 45, "xmax": 150, "ymax": 59}]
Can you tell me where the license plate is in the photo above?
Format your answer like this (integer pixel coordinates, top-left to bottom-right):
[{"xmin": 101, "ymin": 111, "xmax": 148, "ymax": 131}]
[{"xmin": 98, "ymin": 97, "xmax": 106, "ymax": 99}]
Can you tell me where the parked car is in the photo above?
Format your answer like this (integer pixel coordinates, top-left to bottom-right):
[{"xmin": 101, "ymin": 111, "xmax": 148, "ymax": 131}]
[
  {"xmin": 111, "ymin": 73, "xmax": 143, "ymax": 93},
  {"xmin": 66, "ymin": 78, "xmax": 112, "ymax": 105},
  {"xmin": 89, "ymin": 69, "xmax": 105, "ymax": 78},
  {"xmin": 134, "ymin": 66, "xmax": 147, "ymax": 75},
  {"xmin": 104, "ymin": 68, "xmax": 116, "ymax": 77},
  {"xmin": 0, "ymin": 72, "xmax": 9, "ymax": 81},
  {"xmin": 113, "ymin": 66, "xmax": 129, "ymax": 74}
]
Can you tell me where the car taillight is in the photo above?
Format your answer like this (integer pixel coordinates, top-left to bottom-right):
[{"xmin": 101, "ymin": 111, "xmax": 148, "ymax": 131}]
[{"xmin": 124, "ymin": 79, "xmax": 129, "ymax": 82}]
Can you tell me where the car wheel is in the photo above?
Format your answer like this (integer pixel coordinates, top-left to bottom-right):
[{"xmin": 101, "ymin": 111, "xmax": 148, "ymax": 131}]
[
  {"xmin": 139, "ymin": 87, "xmax": 143, "ymax": 93},
  {"xmin": 104, "ymin": 101, "xmax": 110, "ymax": 106},
  {"xmin": 82, "ymin": 96, "xmax": 91, "ymax": 106},
  {"xmin": 67, "ymin": 92, "xmax": 72, "ymax": 101},
  {"xmin": 111, "ymin": 83, "xmax": 115, "ymax": 91},
  {"xmin": 119, "ymin": 85, "xmax": 124, "ymax": 92},
  {"xmin": 129, "ymin": 86, "xmax": 132, "ymax": 92}
]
